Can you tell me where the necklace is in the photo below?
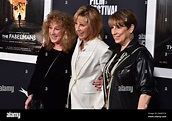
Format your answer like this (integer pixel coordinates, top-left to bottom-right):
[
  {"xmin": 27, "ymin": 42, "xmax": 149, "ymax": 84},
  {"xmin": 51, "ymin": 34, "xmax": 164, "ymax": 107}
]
[{"xmin": 43, "ymin": 51, "xmax": 62, "ymax": 79}]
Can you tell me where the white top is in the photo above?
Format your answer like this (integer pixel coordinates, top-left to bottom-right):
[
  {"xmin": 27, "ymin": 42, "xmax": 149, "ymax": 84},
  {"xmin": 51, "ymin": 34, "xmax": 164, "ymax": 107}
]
[{"xmin": 68, "ymin": 37, "xmax": 112, "ymax": 109}]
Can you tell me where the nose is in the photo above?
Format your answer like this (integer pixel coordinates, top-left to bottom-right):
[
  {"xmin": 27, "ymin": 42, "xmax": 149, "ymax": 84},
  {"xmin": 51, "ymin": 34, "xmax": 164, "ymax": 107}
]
[
  {"xmin": 50, "ymin": 28, "xmax": 55, "ymax": 35},
  {"xmin": 75, "ymin": 24, "xmax": 80, "ymax": 31},
  {"xmin": 111, "ymin": 27, "xmax": 117, "ymax": 35}
]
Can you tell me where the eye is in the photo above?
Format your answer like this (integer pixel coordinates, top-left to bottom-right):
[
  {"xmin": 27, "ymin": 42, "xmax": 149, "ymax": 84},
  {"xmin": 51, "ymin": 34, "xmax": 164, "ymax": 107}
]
[
  {"xmin": 116, "ymin": 25, "xmax": 122, "ymax": 29},
  {"xmin": 55, "ymin": 28, "xmax": 60, "ymax": 31},
  {"xmin": 48, "ymin": 26, "xmax": 52, "ymax": 29}
]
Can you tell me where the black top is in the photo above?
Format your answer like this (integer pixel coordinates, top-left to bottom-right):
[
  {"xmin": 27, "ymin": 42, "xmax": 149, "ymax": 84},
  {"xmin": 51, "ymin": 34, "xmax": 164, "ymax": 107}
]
[
  {"xmin": 27, "ymin": 47, "xmax": 73, "ymax": 109},
  {"xmin": 103, "ymin": 38, "xmax": 158, "ymax": 109}
]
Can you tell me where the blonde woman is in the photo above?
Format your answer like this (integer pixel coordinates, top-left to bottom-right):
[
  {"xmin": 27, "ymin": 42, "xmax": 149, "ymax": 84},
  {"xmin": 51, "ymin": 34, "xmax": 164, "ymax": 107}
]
[{"xmin": 67, "ymin": 5, "xmax": 112, "ymax": 109}]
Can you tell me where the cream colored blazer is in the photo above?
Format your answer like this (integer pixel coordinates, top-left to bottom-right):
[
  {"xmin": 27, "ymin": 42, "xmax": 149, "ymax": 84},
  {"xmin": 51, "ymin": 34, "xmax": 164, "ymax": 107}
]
[{"xmin": 67, "ymin": 37, "xmax": 112, "ymax": 109}]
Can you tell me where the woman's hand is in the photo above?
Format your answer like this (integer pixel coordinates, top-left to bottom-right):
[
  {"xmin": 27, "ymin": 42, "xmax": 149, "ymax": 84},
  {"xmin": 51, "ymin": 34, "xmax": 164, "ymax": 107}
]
[
  {"xmin": 24, "ymin": 94, "xmax": 33, "ymax": 110},
  {"xmin": 137, "ymin": 94, "xmax": 151, "ymax": 109},
  {"xmin": 92, "ymin": 76, "xmax": 103, "ymax": 91}
]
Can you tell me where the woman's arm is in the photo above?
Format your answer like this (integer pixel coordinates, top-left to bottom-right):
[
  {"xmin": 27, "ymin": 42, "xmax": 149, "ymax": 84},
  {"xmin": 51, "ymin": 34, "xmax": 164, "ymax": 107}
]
[
  {"xmin": 25, "ymin": 94, "xmax": 33, "ymax": 110},
  {"xmin": 137, "ymin": 93, "xmax": 151, "ymax": 109}
]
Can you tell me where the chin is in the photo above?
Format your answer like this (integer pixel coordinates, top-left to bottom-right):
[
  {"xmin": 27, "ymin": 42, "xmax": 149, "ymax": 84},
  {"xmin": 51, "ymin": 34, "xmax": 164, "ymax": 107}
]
[{"xmin": 78, "ymin": 37, "xmax": 84, "ymax": 40}]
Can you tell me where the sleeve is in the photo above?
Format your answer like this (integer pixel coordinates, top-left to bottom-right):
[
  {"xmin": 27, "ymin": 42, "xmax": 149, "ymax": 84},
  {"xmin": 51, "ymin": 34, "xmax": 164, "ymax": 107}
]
[
  {"xmin": 27, "ymin": 47, "xmax": 45, "ymax": 95},
  {"xmin": 135, "ymin": 48, "xmax": 158, "ymax": 96},
  {"xmin": 99, "ymin": 45, "xmax": 113, "ymax": 72}
]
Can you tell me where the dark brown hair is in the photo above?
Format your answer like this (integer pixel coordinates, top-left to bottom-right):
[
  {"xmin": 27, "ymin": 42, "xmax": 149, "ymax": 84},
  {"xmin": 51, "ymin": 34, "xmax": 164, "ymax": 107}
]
[{"xmin": 108, "ymin": 9, "xmax": 137, "ymax": 33}]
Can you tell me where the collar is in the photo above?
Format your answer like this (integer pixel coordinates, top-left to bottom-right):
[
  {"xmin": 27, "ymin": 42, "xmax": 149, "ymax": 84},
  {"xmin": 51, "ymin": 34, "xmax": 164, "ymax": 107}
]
[{"xmin": 118, "ymin": 37, "xmax": 140, "ymax": 55}]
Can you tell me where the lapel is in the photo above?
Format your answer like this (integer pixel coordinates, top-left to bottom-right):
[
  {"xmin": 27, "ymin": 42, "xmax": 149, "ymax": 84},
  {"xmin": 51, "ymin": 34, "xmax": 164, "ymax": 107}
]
[{"xmin": 73, "ymin": 38, "xmax": 99, "ymax": 77}]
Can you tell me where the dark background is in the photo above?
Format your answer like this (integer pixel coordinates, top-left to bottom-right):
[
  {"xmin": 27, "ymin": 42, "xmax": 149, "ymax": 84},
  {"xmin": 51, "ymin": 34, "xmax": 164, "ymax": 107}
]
[{"xmin": 154, "ymin": 0, "xmax": 172, "ymax": 69}]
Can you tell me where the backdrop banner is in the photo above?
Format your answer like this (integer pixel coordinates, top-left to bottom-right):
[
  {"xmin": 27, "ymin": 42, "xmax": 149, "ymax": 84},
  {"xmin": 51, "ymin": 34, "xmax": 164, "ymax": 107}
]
[
  {"xmin": 53, "ymin": 0, "xmax": 147, "ymax": 48},
  {"xmin": 0, "ymin": 0, "xmax": 147, "ymax": 111}
]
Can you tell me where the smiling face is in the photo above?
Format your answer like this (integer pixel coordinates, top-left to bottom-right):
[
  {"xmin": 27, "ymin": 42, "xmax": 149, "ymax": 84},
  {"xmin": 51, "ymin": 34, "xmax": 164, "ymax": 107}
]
[
  {"xmin": 108, "ymin": 9, "xmax": 137, "ymax": 51},
  {"xmin": 111, "ymin": 23, "xmax": 134, "ymax": 46},
  {"xmin": 75, "ymin": 16, "xmax": 90, "ymax": 42},
  {"xmin": 48, "ymin": 21, "xmax": 63, "ymax": 45}
]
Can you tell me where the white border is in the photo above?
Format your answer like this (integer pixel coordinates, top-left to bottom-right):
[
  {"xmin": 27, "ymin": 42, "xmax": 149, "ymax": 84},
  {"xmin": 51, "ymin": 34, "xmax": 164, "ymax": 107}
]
[
  {"xmin": 0, "ymin": 0, "xmax": 52, "ymax": 64},
  {"xmin": 145, "ymin": 0, "xmax": 172, "ymax": 79}
]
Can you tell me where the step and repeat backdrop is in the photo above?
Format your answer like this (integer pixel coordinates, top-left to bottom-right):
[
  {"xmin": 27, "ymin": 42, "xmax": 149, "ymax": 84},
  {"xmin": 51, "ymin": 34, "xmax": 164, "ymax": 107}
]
[
  {"xmin": 0, "ymin": 0, "xmax": 159, "ymax": 110},
  {"xmin": 0, "ymin": 0, "xmax": 49, "ymax": 109},
  {"xmin": 53, "ymin": 0, "xmax": 147, "ymax": 48}
]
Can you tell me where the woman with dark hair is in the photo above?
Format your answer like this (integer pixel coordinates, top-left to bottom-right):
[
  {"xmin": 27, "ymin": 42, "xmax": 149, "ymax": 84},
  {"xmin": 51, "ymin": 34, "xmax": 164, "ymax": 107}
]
[{"xmin": 103, "ymin": 9, "xmax": 158, "ymax": 109}]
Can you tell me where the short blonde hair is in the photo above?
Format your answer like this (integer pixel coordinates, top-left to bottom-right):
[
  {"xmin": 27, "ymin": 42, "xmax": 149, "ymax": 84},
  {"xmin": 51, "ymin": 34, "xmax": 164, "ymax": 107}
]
[{"xmin": 74, "ymin": 5, "xmax": 104, "ymax": 40}]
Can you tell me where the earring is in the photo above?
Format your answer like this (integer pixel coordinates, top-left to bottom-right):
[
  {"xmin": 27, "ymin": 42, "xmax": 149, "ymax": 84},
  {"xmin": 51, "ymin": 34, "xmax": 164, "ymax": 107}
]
[{"xmin": 65, "ymin": 35, "xmax": 68, "ymax": 39}]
